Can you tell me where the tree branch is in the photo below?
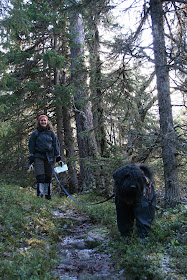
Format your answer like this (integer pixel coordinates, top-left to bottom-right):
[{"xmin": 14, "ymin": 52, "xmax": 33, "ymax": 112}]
[{"xmin": 163, "ymin": 0, "xmax": 187, "ymax": 3}]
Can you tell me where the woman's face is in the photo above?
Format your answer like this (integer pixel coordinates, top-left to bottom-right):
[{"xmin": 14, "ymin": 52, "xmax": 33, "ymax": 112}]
[{"xmin": 39, "ymin": 117, "xmax": 48, "ymax": 128}]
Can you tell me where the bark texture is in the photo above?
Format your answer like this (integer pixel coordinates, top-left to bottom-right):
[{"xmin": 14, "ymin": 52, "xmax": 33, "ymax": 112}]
[
  {"xmin": 150, "ymin": 0, "xmax": 180, "ymax": 207},
  {"xmin": 69, "ymin": 12, "xmax": 98, "ymax": 189},
  {"xmin": 54, "ymin": 35, "xmax": 79, "ymax": 193}
]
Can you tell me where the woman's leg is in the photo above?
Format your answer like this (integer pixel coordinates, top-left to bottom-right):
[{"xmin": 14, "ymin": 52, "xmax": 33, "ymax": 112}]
[
  {"xmin": 34, "ymin": 158, "xmax": 45, "ymax": 197},
  {"xmin": 44, "ymin": 159, "xmax": 54, "ymax": 200}
]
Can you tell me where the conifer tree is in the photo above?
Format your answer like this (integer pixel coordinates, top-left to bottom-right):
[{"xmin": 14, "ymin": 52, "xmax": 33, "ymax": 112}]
[
  {"xmin": 0, "ymin": 0, "xmax": 185, "ymax": 199},
  {"xmin": 150, "ymin": 0, "xmax": 181, "ymax": 207},
  {"xmin": 83, "ymin": 0, "xmax": 111, "ymax": 157},
  {"xmin": 69, "ymin": 6, "xmax": 99, "ymax": 189}
]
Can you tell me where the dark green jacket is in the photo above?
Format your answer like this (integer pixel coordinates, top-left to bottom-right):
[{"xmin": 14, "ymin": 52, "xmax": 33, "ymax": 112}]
[{"xmin": 28, "ymin": 128, "xmax": 60, "ymax": 160}]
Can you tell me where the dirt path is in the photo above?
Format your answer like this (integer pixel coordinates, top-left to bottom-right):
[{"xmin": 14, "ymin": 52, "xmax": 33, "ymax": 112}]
[{"xmin": 52, "ymin": 208, "xmax": 126, "ymax": 280}]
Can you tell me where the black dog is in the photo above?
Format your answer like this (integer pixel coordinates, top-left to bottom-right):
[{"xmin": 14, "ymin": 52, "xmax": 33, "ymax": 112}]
[{"xmin": 113, "ymin": 164, "xmax": 156, "ymax": 238}]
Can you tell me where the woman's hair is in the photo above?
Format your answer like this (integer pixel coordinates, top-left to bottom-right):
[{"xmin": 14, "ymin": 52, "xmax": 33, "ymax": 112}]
[{"xmin": 36, "ymin": 120, "xmax": 54, "ymax": 132}]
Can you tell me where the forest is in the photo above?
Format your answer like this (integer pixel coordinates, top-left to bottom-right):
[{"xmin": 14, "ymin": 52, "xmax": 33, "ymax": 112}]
[
  {"xmin": 0, "ymin": 0, "xmax": 186, "ymax": 279},
  {"xmin": 0, "ymin": 0, "xmax": 186, "ymax": 206}
]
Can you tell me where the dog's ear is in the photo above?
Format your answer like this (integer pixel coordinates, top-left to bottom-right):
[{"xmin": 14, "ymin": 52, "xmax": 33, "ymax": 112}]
[
  {"xmin": 139, "ymin": 164, "xmax": 153, "ymax": 180},
  {"xmin": 113, "ymin": 166, "xmax": 129, "ymax": 181}
]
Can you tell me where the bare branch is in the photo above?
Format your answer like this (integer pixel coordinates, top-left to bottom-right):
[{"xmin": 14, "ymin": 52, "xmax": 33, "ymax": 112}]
[{"xmin": 163, "ymin": 0, "xmax": 187, "ymax": 4}]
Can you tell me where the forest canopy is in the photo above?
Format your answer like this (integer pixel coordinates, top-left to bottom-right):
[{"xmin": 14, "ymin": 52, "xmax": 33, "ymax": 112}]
[{"xmin": 0, "ymin": 0, "xmax": 186, "ymax": 207}]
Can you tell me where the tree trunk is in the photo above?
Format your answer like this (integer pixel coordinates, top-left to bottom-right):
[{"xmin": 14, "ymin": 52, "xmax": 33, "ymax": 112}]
[
  {"xmin": 88, "ymin": 26, "xmax": 108, "ymax": 157},
  {"xmin": 61, "ymin": 72, "xmax": 79, "ymax": 194},
  {"xmin": 69, "ymin": 12, "xmax": 98, "ymax": 189},
  {"xmin": 54, "ymin": 34, "xmax": 79, "ymax": 194},
  {"xmin": 150, "ymin": 0, "xmax": 180, "ymax": 207}
]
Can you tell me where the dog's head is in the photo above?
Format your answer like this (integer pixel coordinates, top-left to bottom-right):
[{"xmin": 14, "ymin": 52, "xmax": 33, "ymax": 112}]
[{"xmin": 113, "ymin": 164, "xmax": 152, "ymax": 205}]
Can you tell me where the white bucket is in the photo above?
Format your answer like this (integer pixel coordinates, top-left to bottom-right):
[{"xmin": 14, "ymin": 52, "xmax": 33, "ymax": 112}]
[{"xmin": 54, "ymin": 164, "xmax": 68, "ymax": 174}]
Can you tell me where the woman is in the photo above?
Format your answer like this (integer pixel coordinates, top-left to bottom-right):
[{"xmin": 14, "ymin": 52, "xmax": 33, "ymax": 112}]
[{"xmin": 28, "ymin": 115, "xmax": 61, "ymax": 200}]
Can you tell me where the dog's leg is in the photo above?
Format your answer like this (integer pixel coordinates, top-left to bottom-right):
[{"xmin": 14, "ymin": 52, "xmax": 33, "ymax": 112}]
[{"xmin": 115, "ymin": 199, "xmax": 135, "ymax": 237}]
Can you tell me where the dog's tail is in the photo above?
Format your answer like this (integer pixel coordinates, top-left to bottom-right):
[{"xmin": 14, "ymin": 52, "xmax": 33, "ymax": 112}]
[{"xmin": 138, "ymin": 164, "xmax": 153, "ymax": 180}]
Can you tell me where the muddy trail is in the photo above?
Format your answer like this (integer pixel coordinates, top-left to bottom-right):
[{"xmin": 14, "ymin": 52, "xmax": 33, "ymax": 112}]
[{"xmin": 52, "ymin": 208, "xmax": 126, "ymax": 280}]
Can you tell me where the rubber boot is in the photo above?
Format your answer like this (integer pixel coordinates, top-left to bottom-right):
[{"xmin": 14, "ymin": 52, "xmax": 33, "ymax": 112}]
[
  {"xmin": 36, "ymin": 183, "xmax": 40, "ymax": 197},
  {"xmin": 37, "ymin": 183, "xmax": 44, "ymax": 198},
  {"xmin": 44, "ymin": 183, "xmax": 52, "ymax": 200}
]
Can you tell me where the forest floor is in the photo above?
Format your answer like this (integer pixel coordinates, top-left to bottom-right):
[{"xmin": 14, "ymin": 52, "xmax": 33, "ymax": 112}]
[
  {"xmin": 0, "ymin": 182, "xmax": 186, "ymax": 280},
  {"xmin": 50, "ymin": 198, "xmax": 187, "ymax": 280},
  {"xmin": 52, "ymin": 207, "xmax": 125, "ymax": 280}
]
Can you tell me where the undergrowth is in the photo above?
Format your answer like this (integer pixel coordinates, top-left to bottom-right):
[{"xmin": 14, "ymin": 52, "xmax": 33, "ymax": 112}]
[
  {"xmin": 68, "ymin": 193, "xmax": 187, "ymax": 280},
  {"xmin": 0, "ymin": 182, "xmax": 66, "ymax": 279},
  {"xmin": 0, "ymin": 181, "xmax": 186, "ymax": 280}
]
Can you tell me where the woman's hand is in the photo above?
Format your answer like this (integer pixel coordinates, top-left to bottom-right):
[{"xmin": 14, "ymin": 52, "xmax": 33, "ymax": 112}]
[{"xmin": 56, "ymin": 155, "xmax": 62, "ymax": 162}]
